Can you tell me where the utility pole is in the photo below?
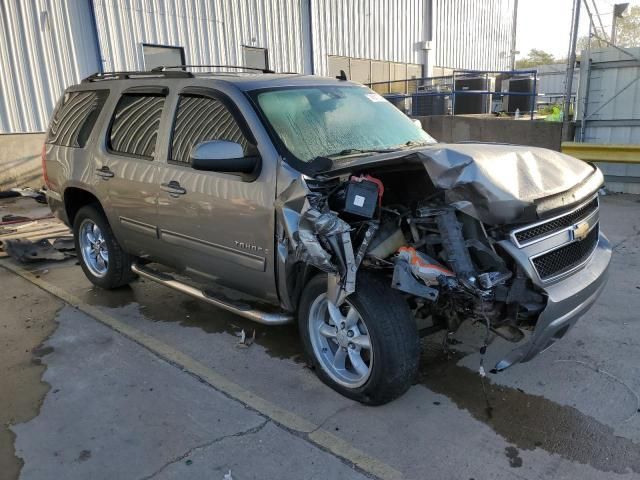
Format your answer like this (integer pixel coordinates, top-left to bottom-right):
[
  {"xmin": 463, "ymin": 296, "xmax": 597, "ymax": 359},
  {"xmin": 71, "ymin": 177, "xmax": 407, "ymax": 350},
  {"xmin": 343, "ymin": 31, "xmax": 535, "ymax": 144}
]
[
  {"xmin": 510, "ymin": 0, "xmax": 519, "ymax": 70},
  {"xmin": 562, "ymin": 0, "xmax": 581, "ymax": 140},
  {"xmin": 611, "ymin": 3, "xmax": 629, "ymax": 46}
]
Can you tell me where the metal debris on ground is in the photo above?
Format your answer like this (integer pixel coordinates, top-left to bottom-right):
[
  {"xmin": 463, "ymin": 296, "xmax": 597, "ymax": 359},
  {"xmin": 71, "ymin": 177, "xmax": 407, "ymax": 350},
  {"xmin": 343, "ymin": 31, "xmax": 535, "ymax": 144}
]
[
  {"xmin": 51, "ymin": 237, "xmax": 75, "ymax": 251},
  {"xmin": 236, "ymin": 328, "xmax": 256, "ymax": 348},
  {"xmin": 1, "ymin": 237, "xmax": 74, "ymax": 263},
  {"xmin": 6, "ymin": 187, "xmax": 47, "ymax": 204},
  {"xmin": 2, "ymin": 214, "xmax": 32, "ymax": 223},
  {"xmin": 0, "ymin": 191, "xmax": 21, "ymax": 199},
  {"xmin": 0, "ymin": 195, "xmax": 72, "ymax": 259}
]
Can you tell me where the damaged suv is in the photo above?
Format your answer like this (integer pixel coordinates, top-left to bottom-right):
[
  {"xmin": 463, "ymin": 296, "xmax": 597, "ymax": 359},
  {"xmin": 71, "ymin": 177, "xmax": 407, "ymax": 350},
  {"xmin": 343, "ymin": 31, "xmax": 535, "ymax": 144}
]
[{"xmin": 44, "ymin": 70, "xmax": 611, "ymax": 404}]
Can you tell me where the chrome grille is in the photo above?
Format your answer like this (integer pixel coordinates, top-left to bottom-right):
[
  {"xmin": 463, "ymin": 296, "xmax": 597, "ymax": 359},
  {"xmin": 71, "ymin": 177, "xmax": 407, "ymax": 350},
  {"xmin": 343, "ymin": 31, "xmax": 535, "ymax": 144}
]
[
  {"xmin": 531, "ymin": 224, "xmax": 599, "ymax": 280},
  {"xmin": 514, "ymin": 197, "xmax": 599, "ymax": 245}
]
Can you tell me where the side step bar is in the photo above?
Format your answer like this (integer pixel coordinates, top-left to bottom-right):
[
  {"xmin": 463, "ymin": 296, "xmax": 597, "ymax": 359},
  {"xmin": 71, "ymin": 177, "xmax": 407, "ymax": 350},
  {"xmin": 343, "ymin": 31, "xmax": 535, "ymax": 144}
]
[{"xmin": 131, "ymin": 262, "xmax": 293, "ymax": 325}]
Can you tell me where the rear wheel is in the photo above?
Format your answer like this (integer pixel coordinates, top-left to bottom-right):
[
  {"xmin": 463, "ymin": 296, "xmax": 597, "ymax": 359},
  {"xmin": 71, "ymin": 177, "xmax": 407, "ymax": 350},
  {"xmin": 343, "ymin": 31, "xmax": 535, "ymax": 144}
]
[
  {"xmin": 73, "ymin": 205, "xmax": 135, "ymax": 289},
  {"xmin": 299, "ymin": 272, "xmax": 419, "ymax": 405}
]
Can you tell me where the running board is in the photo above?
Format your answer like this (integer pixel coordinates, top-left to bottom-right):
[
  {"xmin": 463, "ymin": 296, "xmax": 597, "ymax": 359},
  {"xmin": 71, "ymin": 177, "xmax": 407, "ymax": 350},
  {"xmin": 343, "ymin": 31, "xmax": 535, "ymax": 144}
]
[{"xmin": 131, "ymin": 262, "xmax": 293, "ymax": 325}]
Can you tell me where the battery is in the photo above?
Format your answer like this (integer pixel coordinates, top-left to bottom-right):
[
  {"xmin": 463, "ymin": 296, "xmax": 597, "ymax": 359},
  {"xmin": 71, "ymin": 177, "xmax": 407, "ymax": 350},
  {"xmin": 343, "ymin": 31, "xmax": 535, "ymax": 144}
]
[{"xmin": 341, "ymin": 179, "xmax": 379, "ymax": 218}]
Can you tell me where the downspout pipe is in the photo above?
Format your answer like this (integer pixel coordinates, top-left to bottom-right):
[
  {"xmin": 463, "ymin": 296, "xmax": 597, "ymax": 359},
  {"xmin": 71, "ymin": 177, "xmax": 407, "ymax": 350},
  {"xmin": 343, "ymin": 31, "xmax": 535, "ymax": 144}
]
[
  {"xmin": 303, "ymin": 0, "xmax": 315, "ymax": 75},
  {"xmin": 88, "ymin": 0, "xmax": 104, "ymax": 73}
]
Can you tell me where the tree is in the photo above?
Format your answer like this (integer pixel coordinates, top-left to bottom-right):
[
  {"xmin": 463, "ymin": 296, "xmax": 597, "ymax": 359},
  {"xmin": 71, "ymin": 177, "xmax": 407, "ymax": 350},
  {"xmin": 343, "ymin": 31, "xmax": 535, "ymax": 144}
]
[
  {"xmin": 576, "ymin": 34, "xmax": 607, "ymax": 55},
  {"xmin": 579, "ymin": 5, "xmax": 640, "ymax": 50},
  {"xmin": 614, "ymin": 5, "xmax": 640, "ymax": 48},
  {"xmin": 515, "ymin": 49, "xmax": 558, "ymax": 68}
]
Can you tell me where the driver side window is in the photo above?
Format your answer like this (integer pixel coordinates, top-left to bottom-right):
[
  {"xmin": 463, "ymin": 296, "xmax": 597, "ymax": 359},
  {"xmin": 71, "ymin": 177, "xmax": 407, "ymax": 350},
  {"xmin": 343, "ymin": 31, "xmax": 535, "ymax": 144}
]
[{"xmin": 170, "ymin": 94, "xmax": 252, "ymax": 165}]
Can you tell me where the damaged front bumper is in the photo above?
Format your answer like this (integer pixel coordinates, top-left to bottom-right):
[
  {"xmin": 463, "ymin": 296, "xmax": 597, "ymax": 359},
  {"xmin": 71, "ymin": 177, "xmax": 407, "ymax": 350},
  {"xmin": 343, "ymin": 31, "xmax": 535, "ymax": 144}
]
[{"xmin": 495, "ymin": 231, "xmax": 611, "ymax": 370}]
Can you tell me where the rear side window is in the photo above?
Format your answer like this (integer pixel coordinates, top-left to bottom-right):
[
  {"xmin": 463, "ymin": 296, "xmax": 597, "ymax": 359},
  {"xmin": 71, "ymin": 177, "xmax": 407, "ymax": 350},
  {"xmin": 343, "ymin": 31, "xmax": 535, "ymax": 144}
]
[
  {"xmin": 108, "ymin": 94, "xmax": 165, "ymax": 159},
  {"xmin": 46, "ymin": 90, "xmax": 108, "ymax": 148},
  {"xmin": 170, "ymin": 95, "xmax": 251, "ymax": 165}
]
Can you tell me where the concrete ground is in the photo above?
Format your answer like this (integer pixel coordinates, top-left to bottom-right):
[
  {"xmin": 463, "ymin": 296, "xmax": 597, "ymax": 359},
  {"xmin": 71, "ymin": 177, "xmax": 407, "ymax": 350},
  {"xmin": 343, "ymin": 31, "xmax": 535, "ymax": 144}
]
[{"xmin": 2, "ymin": 193, "xmax": 639, "ymax": 480}]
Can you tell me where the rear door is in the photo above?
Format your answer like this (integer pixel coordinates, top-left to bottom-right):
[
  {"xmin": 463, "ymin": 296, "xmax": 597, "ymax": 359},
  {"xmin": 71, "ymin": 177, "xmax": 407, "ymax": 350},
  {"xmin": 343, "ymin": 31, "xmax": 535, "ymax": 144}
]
[
  {"xmin": 155, "ymin": 88, "xmax": 278, "ymax": 302},
  {"xmin": 99, "ymin": 87, "xmax": 168, "ymax": 257}
]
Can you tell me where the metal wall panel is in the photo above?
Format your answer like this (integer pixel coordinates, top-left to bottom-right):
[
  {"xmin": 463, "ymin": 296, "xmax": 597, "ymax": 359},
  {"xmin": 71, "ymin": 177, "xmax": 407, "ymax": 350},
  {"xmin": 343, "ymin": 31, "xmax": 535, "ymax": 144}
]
[
  {"xmin": 579, "ymin": 47, "xmax": 640, "ymax": 144},
  {"xmin": 92, "ymin": 0, "xmax": 305, "ymax": 74},
  {"xmin": 0, "ymin": 0, "xmax": 100, "ymax": 133},
  {"xmin": 535, "ymin": 64, "xmax": 578, "ymax": 98},
  {"xmin": 309, "ymin": 0, "xmax": 428, "ymax": 76},
  {"xmin": 432, "ymin": 0, "xmax": 515, "ymax": 71}
]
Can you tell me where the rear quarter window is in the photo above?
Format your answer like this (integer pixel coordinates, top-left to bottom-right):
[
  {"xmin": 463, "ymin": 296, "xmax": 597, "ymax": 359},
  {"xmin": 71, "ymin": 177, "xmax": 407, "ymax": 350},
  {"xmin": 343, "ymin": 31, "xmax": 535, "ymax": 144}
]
[{"xmin": 46, "ymin": 90, "xmax": 108, "ymax": 148}]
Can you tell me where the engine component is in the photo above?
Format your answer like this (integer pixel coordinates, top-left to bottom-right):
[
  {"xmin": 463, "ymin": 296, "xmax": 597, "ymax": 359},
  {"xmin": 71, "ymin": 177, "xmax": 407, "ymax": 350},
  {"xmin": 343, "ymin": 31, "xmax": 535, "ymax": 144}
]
[
  {"xmin": 335, "ymin": 178, "xmax": 379, "ymax": 219},
  {"xmin": 367, "ymin": 221, "xmax": 406, "ymax": 259},
  {"xmin": 354, "ymin": 222, "xmax": 379, "ymax": 268},
  {"xmin": 477, "ymin": 271, "xmax": 512, "ymax": 289},
  {"xmin": 396, "ymin": 246, "xmax": 455, "ymax": 286},
  {"xmin": 434, "ymin": 210, "xmax": 477, "ymax": 286},
  {"xmin": 351, "ymin": 174, "xmax": 384, "ymax": 205},
  {"xmin": 392, "ymin": 259, "xmax": 439, "ymax": 301}
]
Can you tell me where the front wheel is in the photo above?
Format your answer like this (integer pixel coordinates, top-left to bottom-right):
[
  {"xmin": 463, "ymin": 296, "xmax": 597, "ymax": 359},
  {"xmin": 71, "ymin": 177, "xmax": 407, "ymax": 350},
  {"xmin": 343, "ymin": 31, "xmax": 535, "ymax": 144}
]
[{"xmin": 298, "ymin": 272, "xmax": 419, "ymax": 405}]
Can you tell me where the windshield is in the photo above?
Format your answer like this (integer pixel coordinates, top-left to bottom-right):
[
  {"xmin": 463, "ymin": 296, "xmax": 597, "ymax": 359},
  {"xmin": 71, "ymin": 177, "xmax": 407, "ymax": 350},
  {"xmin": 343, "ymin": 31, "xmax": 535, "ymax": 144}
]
[{"xmin": 253, "ymin": 86, "xmax": 435, "ymax": 163}]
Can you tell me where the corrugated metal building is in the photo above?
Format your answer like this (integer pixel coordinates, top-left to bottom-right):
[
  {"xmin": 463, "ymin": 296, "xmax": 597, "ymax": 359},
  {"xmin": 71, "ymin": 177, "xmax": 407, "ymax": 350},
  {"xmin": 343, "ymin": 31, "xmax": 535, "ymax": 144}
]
[
  {"xmin": 431, "ymin": 0, "xmax": 516, "ymax": 75},
  {"xmin": 576, "ymin": 47, "xmax": 640, "ymax": 194},
  {"xmin": 0, "ymin": 0, "xmax": 516, "ymax": 134},
  {"xmin": 535, "ymin": 63, "xmax": 579, "ymax": 104},
  {"xmin": 0, "ymin": 1, "xmax": 100, "ymax": 133},
  {"xmin": 577, "ymin": 47, "xmax": 640, "ymax": 144}
]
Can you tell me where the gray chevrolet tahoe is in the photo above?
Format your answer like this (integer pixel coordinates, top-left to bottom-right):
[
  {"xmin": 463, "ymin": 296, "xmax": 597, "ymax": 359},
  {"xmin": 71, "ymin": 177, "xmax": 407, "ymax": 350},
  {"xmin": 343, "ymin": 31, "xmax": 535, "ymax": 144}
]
[{"xmin": 44, "ymin": 68, "xmax": 611, "ymax": 404}]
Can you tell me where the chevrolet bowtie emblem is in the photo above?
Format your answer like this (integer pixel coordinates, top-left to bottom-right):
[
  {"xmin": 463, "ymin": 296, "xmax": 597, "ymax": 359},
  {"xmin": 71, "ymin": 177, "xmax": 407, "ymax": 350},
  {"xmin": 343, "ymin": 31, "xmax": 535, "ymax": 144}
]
[{"xmin": 573, "ymin": 221, "xmax": 590, "ymax": 241}]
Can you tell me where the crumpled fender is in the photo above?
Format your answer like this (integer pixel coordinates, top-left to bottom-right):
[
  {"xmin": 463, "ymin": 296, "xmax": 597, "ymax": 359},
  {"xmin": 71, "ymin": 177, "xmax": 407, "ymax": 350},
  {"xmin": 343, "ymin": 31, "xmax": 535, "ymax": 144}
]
[{"xmin": 414, "ymin": 144, "xmax": 601, "ymax": 225}]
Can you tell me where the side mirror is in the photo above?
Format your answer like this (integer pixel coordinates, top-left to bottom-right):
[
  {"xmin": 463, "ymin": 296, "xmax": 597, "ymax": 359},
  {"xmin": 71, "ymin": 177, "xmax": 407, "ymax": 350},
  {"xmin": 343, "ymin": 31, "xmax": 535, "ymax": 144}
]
[{"xmin": 190, "ymin": 140, "xmax": 258, "ymax": 174}]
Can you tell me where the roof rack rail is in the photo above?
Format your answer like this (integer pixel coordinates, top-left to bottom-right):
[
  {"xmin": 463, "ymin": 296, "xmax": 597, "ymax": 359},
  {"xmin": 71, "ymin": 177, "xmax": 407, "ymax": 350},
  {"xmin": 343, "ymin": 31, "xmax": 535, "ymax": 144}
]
[
  {"xmin": 152, "ymin": 65, "xmax": 276, "ymax": 74},
  {"xmin": 82, "ymin": 70, "xmax": 194, "ymax": 83}
]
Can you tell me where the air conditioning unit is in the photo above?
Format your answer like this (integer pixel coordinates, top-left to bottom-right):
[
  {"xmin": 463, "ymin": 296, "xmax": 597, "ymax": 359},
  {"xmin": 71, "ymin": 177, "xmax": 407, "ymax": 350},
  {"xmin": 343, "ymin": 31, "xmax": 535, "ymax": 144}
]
[
  {"xmin": 501, "ymin": 77, "xmax": 535, "ymax": 113},
  {"xmin": 453, "ymin": 76, "xmax": 494, "ymax": 114}
]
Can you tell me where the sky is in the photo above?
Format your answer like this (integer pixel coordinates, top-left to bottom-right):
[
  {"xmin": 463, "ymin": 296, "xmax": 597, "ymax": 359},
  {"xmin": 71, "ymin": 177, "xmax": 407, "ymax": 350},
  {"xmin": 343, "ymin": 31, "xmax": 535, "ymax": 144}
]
[{"xmin": 516, "ymin": 0, "xmax": 640, "ymax": 60}]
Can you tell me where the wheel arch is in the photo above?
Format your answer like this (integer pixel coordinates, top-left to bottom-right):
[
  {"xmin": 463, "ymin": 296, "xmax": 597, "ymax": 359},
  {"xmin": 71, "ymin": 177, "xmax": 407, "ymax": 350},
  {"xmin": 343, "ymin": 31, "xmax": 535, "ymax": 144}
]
[
  {"xmin": 63, "ymin": 187, "xmax": 105, "ymax": 226},
  {"xmin": 282, "ymin": 261, "xmax": 324, "ymax": 312}
]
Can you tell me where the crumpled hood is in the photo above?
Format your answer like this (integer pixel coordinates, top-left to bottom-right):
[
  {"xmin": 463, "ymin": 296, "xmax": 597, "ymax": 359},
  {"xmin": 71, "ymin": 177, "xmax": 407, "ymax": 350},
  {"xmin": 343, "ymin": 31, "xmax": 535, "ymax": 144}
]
[{"xmin": 329, "ymin": 143, "xmax": 602, "ymax": 225}]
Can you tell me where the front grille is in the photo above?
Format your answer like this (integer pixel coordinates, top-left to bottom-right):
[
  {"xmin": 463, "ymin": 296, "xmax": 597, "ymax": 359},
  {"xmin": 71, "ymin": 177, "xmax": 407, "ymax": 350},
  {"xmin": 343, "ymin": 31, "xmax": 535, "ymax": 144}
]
[
  {"xmin": 514, "ymin": 197, "xmax": 599, "ymax": 244},
  {"xmin": 532, "ymin": 224, "xmax": 599, "ymax": 280}
]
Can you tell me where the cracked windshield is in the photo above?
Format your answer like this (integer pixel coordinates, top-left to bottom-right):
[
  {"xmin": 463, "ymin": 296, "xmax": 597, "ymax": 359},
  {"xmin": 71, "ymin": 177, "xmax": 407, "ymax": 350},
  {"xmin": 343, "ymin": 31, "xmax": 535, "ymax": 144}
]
[{"xmin": 255, "ymin": 86, "xmax": 435, "ymax": 162}]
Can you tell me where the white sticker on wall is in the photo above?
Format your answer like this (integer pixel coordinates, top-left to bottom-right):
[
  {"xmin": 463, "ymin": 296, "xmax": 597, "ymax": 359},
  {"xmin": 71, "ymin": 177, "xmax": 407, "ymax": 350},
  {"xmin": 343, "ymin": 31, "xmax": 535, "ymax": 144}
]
[
  {"xmin": 353, "ymin": 195, "xmax": 366, "ymax": 207},
  {"xmin": 366, "ymin": 93, "xmax": 385, "ymax": 102}
]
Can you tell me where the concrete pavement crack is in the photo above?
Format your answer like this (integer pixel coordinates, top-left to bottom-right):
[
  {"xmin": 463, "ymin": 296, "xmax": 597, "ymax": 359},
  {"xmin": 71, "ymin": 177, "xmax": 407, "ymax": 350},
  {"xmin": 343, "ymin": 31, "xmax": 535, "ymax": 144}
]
[
  {"xmin": 308, "ymin": 404, "xmax": 356, "ymax": 435},
  {"xmin": 138, "ymin": 419, "xmax": 270, "ymax": 480},
  {"xmin": 611, "ymin": 226, "xmax": 640, "ymax": 252}
]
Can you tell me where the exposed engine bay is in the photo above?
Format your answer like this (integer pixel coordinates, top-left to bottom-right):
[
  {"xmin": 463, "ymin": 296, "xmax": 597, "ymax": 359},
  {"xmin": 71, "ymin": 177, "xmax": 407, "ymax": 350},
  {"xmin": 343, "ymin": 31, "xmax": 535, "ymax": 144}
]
[
  {"xmin": 275, "ymin": 144, "xmax": 604, "ymax": 371},
  {"xmin": 297, "ymin": 166, "xmax": 546, "ymax": 342}
]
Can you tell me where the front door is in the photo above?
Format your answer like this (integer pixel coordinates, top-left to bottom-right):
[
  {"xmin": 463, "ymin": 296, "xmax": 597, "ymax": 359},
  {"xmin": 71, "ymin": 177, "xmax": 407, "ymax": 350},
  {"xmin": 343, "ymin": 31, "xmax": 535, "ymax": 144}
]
[{"xmin": 155, "ymin": 90, "xmax": 278, "ymax": 302}]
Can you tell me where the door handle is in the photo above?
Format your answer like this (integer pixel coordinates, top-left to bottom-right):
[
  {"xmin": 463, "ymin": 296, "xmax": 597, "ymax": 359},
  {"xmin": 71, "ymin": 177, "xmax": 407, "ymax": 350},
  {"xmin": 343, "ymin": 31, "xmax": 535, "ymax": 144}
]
[
  {"xmin": 161, "ymin": 181, "xmax": 187, "ymax": 196},
  {"xmin": 95, "ymin": 166, "xmax": 114, "ymax": 179}
]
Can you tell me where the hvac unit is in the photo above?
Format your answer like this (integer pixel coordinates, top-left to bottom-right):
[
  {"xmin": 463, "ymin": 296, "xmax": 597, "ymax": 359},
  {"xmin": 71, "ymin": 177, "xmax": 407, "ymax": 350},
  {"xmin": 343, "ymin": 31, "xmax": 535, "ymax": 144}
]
[
  {"xmin": 384, "ymin": 94, "xmax": 413, "ymax": 115},
  {"xmin": 501, "ymin": 77, "xmax": 535, "ymax": 113},
  {"xmin": 413, "ymin": 88, "xmax": 449, "ymax": 116},
  {"xmin": 453, "ymin": 76, "xmax": 493, "ymax": 114}
]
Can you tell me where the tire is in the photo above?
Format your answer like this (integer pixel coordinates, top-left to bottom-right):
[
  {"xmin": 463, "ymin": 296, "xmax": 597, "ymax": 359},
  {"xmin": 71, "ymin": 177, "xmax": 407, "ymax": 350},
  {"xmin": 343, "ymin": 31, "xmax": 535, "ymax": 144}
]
[
  {"xmin": 73, "ymin": 204, "xmax": 136, "ymax": 289},
  {"xmin": 298, "ymin": 272, "xmax": 419, "ymax": 405}
]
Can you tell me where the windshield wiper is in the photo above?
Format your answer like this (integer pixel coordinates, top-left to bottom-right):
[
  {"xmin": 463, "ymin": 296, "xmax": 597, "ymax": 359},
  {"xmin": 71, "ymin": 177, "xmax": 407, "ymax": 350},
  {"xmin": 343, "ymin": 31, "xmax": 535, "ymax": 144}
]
[
  {"xmin": 399, "ymin": 140, "xmax": 431, "ymax": 148},
  {"xmin": 327, "ymin": 147, "xmax": 399, "ymax": 159}
]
